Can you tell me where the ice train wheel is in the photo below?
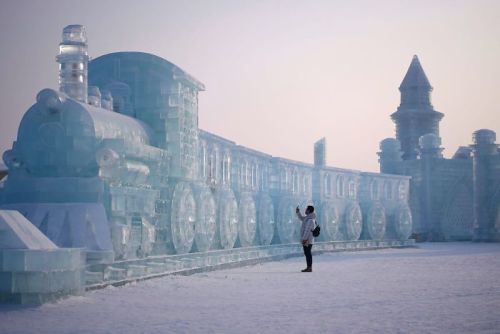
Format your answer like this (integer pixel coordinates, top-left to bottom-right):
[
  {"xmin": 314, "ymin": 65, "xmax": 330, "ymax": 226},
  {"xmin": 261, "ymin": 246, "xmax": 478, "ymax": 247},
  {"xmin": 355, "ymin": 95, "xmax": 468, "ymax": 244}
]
[
  {"xmin": 214, "ymin": 188, "xmax": 239, "ymax": 249},
  {"xmin": 193, "ymin": 184, "xmax": 216, "ymax": 252},
  {"xmin": 320, "ymin": 201, "xmax": 341, "ymax": 241},
  {"xmin": 394, "ymin": 204, "xmax": 412, "ymax": 240},
  {"xmin": 257, "ymin": 194, "xmax": 275, "ymax": 245},
  {"xmin": 277, "ymin": 198, "xmax": 300, "ymax": 244},
  {"xmin": 237, "ymin": 192, "xmax": 257, "ymax": 247},
  {"xmin": 170, "ymin": 182, "xmax": 196, "ymax": 254},
  {"xmin": 365, "ymin": 203, "xmax": 386, "ymax": 240},
  {"xmin": 344, "ymin": 203, "xmax": 363, "ymax": 241}
]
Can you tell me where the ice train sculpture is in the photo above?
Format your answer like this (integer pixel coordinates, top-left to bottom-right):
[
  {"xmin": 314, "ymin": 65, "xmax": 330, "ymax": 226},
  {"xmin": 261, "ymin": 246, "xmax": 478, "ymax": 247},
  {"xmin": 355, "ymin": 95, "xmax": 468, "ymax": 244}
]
[{"xmin": 0, "ymin": 25, "xmax": 413, "ymax": 264}]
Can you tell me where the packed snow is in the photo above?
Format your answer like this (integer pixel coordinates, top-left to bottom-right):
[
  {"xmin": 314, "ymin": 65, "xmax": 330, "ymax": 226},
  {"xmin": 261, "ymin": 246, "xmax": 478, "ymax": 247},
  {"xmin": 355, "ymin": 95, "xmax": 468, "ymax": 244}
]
[{"xmin": 1, "ymin": 242, "xmax": 500, "ymax": 334}]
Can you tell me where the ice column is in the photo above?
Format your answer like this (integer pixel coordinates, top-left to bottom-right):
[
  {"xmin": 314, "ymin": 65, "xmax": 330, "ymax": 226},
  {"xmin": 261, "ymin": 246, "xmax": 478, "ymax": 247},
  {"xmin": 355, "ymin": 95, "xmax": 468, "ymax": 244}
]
[
  {"xmin": 101, "ymin": 90, "xmax": 113, "ymax": 110},
  {"xmin": 472, "ymin": 129, "xmax": 499, "ymax": 241},
  {"xmin": 314, "ymin": 137, "xmax": 326, "ymax": 167},
  {"xmin": 56, "ymin": 25, "xmax": 89, "ymax": 103},
  {"xmin": 378, "ymin": 138, "xmax": 403, "ymax": 174},
  {"xmin": 88, "ymin": 86, "xmax": 101, "ymax": 107}
]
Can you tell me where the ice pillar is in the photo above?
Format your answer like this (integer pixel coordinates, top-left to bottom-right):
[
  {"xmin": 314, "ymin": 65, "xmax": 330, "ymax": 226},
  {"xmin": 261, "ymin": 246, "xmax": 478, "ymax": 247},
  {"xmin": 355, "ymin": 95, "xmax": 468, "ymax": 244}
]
[
  {"xmin": 56, "ymin": 25, "xmax": 89, "ymax": 103},
  {"xmin": 472, "ymin": 129, "xmax": 499, "ymax": 241}
]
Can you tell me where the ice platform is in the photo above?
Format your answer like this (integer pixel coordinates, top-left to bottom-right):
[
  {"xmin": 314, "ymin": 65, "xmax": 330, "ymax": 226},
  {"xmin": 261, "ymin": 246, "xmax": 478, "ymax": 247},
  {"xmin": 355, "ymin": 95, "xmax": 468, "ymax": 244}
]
[{"xmin": 86, "ymin": 239, "xmax": 415, "ymax": 290}]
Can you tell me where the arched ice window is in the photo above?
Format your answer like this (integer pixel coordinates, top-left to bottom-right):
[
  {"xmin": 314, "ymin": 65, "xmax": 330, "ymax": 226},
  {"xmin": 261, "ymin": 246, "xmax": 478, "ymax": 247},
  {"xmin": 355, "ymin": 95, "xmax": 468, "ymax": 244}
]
[
  {"xmin": 208, "ymin": 149, "xmax": 216, "ymax": 184},
  {"xmin": 324, "ymin": 173, "xmax": 331, "ymax": 196},
  {"xmin": 199, "ymin": 142, "xmax": 207, "ymax": 179},
  {"xmin": 384, "ymin": 182, "xmax": 393, "ymax": 200},
  {"xmin": 371, "ymin": 180, "xmax": 379, "ymax": 200},
  {"xmin": 348, "ymin": 180, "xmax": 356, "ymax": 199},
  {"xmin": 222, "ymin": 153, "xmax": 231, "ymax": 185},
  {"xmin": 398, "ymin": 182, "xmax": 406, "ymax": 200},
  {"xmin": 336, "ymin": 175, "xmax": 345, "ymax": 197},
  {"xmin": 292, "ymin": 169, "xmax": 299, "ymax": 194}
]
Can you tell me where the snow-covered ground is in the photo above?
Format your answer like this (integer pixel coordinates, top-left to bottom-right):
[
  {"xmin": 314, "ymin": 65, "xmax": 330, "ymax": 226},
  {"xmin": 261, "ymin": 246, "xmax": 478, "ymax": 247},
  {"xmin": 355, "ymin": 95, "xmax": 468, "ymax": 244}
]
[{"xmin": 2, "ymin": 242, "xmax": 500, "ymax": 334}]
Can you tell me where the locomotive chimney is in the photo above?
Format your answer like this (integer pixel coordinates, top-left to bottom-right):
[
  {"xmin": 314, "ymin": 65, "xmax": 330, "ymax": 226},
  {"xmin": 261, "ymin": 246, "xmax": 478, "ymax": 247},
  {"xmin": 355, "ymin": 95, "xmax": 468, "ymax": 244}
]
[{"xmin": 56, "ymin": 25, "xmax": 89, "ymax": 103}]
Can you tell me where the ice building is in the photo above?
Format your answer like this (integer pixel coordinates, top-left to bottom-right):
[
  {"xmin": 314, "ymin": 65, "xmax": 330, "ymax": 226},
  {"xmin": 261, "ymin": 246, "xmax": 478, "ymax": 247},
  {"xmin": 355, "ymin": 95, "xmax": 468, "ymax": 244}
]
[
  {"xmin": 0, "ymin": 25, "xmax": 413, "ymax": 263},
  {"xmin": 379, "ymin": 56, "xmax": 500, "ymax": 241}
]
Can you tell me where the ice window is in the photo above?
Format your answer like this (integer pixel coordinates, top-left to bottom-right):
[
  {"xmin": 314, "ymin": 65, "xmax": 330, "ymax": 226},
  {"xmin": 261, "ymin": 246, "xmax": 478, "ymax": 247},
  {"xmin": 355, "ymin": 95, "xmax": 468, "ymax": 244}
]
[
  {"xmin": 398, "ymin": 182, "xmax": 406, "ymax": 200},
  {"xmin": 384, "ymin": 182, "xmax": 393, "ymax": 200},
  {"xmin": 348, "ymin": 180, "xmax": 356, "ymax": 199},
  {"xmin": 324, "ymin": 173, "xmax": 331, "ymax": 196},
  {"xmin": 336, "ymin": 175, "xmax": 345, "ymax": 197},
  {"xmin": 371, "ymin": 180, "xmax": 379, "ymax": 200}
]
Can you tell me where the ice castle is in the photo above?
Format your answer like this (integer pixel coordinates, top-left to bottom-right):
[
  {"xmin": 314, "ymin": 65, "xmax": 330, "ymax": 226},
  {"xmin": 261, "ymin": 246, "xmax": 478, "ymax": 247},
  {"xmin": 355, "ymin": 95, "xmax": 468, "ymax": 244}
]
[
  {"xmin": 8, "ymin": 25, "xmax": 482, "ymax": 303},
  {"xmin": 378, "ymin": 56, "xmax": 500, "ymax": 242}
]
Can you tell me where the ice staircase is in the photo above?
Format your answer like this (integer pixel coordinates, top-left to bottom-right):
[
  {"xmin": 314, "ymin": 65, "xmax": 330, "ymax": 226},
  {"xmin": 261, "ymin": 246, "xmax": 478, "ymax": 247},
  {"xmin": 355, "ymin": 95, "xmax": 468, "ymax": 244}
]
[{"xmin": 85, "ymin": 239, "xmax": 415, "ymax": 290}]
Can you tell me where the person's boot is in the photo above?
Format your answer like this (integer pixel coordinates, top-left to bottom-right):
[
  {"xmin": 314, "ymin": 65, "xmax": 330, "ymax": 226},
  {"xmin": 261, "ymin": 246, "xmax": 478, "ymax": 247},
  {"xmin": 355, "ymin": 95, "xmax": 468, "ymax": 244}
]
[{"xmin": 301, "ymin": 267, "xmax": 312, "ymax": 272}]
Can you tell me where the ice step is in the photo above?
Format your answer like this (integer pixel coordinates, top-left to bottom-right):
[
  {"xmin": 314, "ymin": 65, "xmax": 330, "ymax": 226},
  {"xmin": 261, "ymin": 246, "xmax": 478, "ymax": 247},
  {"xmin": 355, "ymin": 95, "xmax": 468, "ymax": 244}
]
[
  {"xmin": 146, "ymin": 262, "xmax": 167, "ymax": 274},
  {"xmin": 163, "ymin": 260, "xmax": 182, "ymax": 271},
  {"xmin": 180, "ymin": 258, "xmax": 197, "ymax": 269},
  {"xmin": 126, "ymin": 265, "xmax": 148, "ymax": 278},
  {"xmin": 86, "ymin": 271, "xmax": 104, "ymax": 285},
  {"xmin": 106, "ymin": 266, "xmax": 127, "ymax": 281}
]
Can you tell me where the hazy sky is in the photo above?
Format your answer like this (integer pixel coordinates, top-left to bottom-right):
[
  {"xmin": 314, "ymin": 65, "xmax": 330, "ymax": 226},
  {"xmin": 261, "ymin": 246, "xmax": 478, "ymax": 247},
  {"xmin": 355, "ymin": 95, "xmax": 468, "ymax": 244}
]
[{"xmin": 0, "ymin": 0, "xmax": 498, "ymax": 172}]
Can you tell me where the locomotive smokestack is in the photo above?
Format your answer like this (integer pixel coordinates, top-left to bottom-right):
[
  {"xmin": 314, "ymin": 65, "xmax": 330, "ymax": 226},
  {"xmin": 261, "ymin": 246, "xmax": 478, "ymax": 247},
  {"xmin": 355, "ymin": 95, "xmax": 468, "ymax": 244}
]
[{"xmin": 56, "ymin": 25, "xmax": 89, "ymax": 103}]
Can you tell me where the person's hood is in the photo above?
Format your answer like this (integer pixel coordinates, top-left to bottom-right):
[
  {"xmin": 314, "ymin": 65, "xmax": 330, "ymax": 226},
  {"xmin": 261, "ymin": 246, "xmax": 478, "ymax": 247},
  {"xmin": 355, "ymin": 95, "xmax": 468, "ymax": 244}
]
[{"xmin": 306, "ymin": 212, "xmax": 316, "ymax": 220}]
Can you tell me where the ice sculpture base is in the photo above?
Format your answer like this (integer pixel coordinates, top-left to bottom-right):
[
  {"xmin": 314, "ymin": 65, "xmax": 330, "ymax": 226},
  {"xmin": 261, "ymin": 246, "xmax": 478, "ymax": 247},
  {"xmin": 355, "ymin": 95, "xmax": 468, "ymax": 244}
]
[
  {"xmin": 86, "ymin": 250, "xmax": 115, "ymax": 264},
  {"xmin": 0, "ymin": 248, "xmax": 85, "ymax": 304},
  {"xmin": 86, "ymin": 239, "xmax": 415, "ymax": 290}
]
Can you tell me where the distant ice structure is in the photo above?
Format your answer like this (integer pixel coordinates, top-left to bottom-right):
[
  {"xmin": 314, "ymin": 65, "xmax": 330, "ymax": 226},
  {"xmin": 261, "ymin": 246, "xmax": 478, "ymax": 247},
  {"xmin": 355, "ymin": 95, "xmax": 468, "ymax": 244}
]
[
  {"xmin": 379, "ymin": 56, "xmax": 500, "ymax": 241},
  {"xmin": 0, "ymin": 25, "xmax": 414, "ymax": 268}
]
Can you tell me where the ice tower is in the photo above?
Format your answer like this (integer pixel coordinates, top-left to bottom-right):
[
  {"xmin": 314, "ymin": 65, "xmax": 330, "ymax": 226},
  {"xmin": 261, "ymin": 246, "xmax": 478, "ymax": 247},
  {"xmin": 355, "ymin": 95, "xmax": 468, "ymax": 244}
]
[
  {"xmin": 56, "ymin": 25, "xmax": 89, "ymax": 103},
  {"xmin": 391, "ymin": 56, "xmax": 443, "ymax": 160},
  {"xmin": 379, "ymin": 55, "xmax": 500, "ymax": 242}
]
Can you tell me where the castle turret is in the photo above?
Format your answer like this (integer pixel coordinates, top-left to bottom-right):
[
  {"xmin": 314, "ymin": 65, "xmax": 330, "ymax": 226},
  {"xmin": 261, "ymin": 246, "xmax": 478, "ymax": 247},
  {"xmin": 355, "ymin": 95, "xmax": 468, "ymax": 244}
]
[
  {"xmin": 472, "ymin": 129, "xmax": 499, "ymax": 241},
  {"xmin": 418, "ymin": 133, "xmax": 444, "ymax": 159},
  {"xmin": 88, "ymin": 86, "xmax": 101, "ymax": 107},
  {"xmin": 391, "ymin": 56, "xmax": 444, "ymax": 160},
  {"xmin": 314, "ymin": 137, "xmax": 326, "ymax": 167},
  {"xmin": 100, "ymin": 90, "xmax": 113, "ymax": 111},
  {"xmin": 377, "ymin": 138, "xmax": 403, "ymax": 174},
  {"xmin": 56, "ymin": 25, "xmax": 89, "ymax": 103}
]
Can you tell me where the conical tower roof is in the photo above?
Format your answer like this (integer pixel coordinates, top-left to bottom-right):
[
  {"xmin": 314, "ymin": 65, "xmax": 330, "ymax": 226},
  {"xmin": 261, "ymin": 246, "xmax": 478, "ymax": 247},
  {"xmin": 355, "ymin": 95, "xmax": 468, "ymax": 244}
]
[{"xmin": 399, "ymin": 55, "xmax": 432, "ymax": 90}]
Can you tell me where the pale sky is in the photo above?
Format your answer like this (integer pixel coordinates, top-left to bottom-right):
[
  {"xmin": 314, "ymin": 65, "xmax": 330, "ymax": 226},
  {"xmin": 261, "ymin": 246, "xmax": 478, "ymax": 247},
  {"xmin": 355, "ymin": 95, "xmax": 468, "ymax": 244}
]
[{"xmin": 0, "ymin": 0, "xmax": 498, "ymax": 172}]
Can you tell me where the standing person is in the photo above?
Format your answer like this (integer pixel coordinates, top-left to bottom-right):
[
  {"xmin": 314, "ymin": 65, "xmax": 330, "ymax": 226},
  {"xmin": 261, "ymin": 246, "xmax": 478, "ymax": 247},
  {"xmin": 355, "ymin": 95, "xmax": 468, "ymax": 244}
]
[{"xmin": 296, "ymin": 205, "xmax": 316, "ymax": 272}]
